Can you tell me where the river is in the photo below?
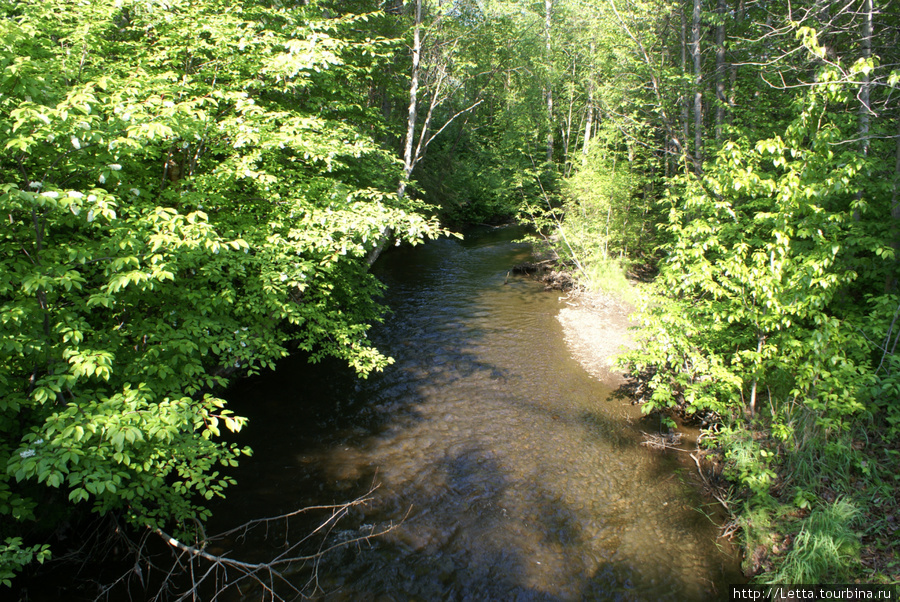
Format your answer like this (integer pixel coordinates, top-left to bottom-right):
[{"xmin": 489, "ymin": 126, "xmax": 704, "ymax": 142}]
[{"xmin": 214, "ymin": 225, "xmax": 741, "ymax": 600}]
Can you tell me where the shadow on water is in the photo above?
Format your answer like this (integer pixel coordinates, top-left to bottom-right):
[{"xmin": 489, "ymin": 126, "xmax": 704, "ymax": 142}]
[{"xmin": 212, "ymin": 226, "xmax": 742, "ymax": 600}]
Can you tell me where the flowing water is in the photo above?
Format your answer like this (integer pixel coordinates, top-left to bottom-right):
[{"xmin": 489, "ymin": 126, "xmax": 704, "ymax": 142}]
[{"xmin": 216, "ymin": 226, "xmax": 741, "ymax": 600}]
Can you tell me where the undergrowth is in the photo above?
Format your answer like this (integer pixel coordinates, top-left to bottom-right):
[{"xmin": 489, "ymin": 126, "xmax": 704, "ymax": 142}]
[
  {"xmin": 578, "ymin": 257, "xmax": 638, "ymax": 305},
  {"xmin": 707, "ymin": 415, "xmax": 900, "ymax": 585}
]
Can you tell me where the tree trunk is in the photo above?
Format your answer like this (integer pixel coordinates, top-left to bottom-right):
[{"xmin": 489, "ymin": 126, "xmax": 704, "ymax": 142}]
[
  {"xmin": 680, "ymin": 4, "xmax": 691, "ymax": 163},
  {"xmin": 581, "ymin": 93, "xmax": 594, "ymax": 166},
  {"xmin": 563, "ymin": 54, "xmax": 576, "ymax": 175},
  {"xmin": 888, "ymin": 118, "xmax": 900, "ymax": 292},
  {"xmin": 544, "ymin": 0, "xmax": 554, "ymax": 164},
  {"xmin": 860, "ymin": 0, "xmax": 873, "ymax": 131},
  {"xmin": 859, "ymin": 0, "xmax": 872, "ymax": 155},
  {"xmin": 749, "ymin": 332, "xmax": 765, "ymax": 416},
  {"xmin": 582, "ymin": 42, "xmax": 595, "ymax": 166},
  {"xmin": 727, "ymin": 0, "xmax": 743, "ymax": 125},
  {"xmin": 714, "ymin": 0, "xmax": 726, "ymax": 140},
  {"xmin": 400, "ymin": 0, "xmax": 423, "ymax": 198},
  {"xmin": 856, "ymin": 0, "xmax": 873, "ymax": 223},
  {"xmin": 368, "ymin": 0, "xmax": 422, "ymax": 265},
  {"xmin": 692, "ymin": 0, "xmax": 703, "ymax": 170}
]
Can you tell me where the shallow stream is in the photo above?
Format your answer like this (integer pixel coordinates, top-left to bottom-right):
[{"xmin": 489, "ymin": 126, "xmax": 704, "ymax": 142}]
[{"xmin": 217, "ymin": 226, "xmax": 740, "ymax": 600}]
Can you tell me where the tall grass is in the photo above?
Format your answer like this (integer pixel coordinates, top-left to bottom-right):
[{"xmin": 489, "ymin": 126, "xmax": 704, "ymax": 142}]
[
  {"xmin": 579, "ymin": 256, "xmax": 636, "ymax": 304},
  {"xmin": 762, "ymin": 498, "xmax": 860, "ymax": 584}
]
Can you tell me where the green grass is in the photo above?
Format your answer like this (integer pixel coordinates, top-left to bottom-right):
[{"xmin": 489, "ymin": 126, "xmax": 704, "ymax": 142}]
[
  {"xmin": 718, "ymin": 416, "xmax": 898, "ymax": 585},
  {"xmin": 762, "ymin": 498, "xmax": 860, "ymax": 584},
  {"xmin": 578, "ymin": 256, "xmax": 638, "ymax": 305}
]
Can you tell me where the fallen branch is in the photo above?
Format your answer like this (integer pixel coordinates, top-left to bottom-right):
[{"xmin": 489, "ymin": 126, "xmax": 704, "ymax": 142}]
[
  {"xmin": 640, "ymin": 430, "xmax": 683, "ymax": 450},
  {"xmin": 93, "ymin": 480, "xmax": 406, "ymax": 601},
  {"xmin": 690, "ymin": 450, "xmax": 736, "ymax": 522}
]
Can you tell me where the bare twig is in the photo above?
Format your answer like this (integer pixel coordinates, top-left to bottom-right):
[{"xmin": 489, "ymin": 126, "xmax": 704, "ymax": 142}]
[
  {"xmin": 690, "ymin": 450, "xmax": 734, "ymax": 517},
  {"xmin": 96, "ymin": 481, "xmax": 405, "ymax": 601},
  {"xmin": 640, "ymin": 430, "xmax": 684, "ymax": 450}
]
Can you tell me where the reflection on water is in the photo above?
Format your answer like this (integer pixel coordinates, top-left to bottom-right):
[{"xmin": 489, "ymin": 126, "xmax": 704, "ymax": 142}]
[{"xmin": 217, "ymin": 226, "xmax": 741, "ymax": 600}]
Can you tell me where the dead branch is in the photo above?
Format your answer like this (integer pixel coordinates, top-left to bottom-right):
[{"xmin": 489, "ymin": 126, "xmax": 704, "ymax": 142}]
[
  {"xmin": 640, "ymin": 430, "xmax": 683, "ymax": 450},
  {"xmin": 690, "ymin": 450, "xmax": 736, "ymax": 519},
  {"xmin": 93, "ymin": 481, "xmax": 406, "ymax": 601}
]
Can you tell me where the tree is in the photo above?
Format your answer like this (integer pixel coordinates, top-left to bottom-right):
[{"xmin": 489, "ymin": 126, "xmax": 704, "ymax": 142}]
[{"xmin": 0, "ymin": 0, "xmax": 446, "ymax": 585}]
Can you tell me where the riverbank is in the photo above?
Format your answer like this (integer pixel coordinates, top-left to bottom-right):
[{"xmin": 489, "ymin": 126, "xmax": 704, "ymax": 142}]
[
  {"xmin": 556, "ymin": 288, "xmax": 637, "ymax": 387},
  {"xmin": 555, "ymin": 280, "xmax": 900, "ymax": 589}
]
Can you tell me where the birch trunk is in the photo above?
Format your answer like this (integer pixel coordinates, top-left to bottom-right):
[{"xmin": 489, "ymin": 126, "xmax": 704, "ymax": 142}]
[
  {"xmin": 714, "ymin": 0, "xmax": 725, "ymax": 140},
  {"xmin": 368, "ymin": 0, "xmax": 422, "ymax": 265},
  {"xmin": 400, "ymin": 0, "xmax": 423, "ymax": 200},
  {"xmin": 692, "ymin": 0, "xmax": 703, "ymax": 170},
  {"xmin": 582, "ymin": 42, "xmax": 595, "ymax": 166},
  {"xmin": 544, "ymin": 0, "xmax": 554, "ymax": 164},
  {"xmin": 680, "ymin": 4, "xmax": 691, "ymax": 163}
]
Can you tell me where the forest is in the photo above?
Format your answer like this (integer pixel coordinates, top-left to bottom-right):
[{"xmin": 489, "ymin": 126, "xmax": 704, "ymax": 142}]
[{"xmin": 1, "ymin": 0, "xmax": 898, "ymax": 595}]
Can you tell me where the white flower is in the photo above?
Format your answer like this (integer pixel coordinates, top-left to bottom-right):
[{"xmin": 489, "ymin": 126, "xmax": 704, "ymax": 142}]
[{"xmin": 19, "ymin": 449, "xmax": 35, "ymax": 459}]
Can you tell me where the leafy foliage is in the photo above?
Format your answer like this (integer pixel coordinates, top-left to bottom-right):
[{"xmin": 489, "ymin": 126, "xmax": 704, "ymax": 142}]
[
  {"xmin": 0, "ymin": 0, "xmax": 446, "ymax": 583},
  {"xmin": 0, "ymin": 538, "xmax": 50, "ymax": 588},
  {"xmin": 621, "ymin": 80, "xmax": 892, "ymax": 426}
]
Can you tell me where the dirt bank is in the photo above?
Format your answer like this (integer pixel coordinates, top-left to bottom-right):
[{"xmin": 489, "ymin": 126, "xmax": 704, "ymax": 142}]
[{"xmin": 556, "ymin": 289, "xmax": 638, "ymax": 387}]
